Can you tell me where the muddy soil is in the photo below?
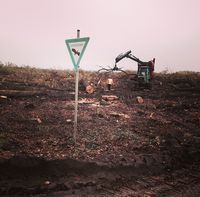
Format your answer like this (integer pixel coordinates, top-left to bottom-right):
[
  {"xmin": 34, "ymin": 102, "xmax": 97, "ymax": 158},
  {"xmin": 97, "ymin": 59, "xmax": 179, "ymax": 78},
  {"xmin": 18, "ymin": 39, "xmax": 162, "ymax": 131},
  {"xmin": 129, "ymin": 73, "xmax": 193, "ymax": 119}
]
[{"xmin": 0, "ymin": 67, "xmax": 200, "ymax": 196}]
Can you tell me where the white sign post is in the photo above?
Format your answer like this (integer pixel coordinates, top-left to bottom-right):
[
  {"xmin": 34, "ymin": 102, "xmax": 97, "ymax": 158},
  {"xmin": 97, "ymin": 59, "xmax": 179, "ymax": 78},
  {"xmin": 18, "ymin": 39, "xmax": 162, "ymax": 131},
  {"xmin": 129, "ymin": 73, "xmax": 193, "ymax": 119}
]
[
  {"xmin": 74, "ymin": 30, "xmax": 79, "ymax": 144},
  {"xmin": 65, "ymin": 30, "xmax": 89, "ymax": 144}
]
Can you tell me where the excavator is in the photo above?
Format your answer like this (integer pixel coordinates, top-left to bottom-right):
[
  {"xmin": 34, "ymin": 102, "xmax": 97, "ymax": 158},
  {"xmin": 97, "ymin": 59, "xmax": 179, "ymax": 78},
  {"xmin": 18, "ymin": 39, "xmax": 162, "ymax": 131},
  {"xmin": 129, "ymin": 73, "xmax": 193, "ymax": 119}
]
[
  {"xmin": 98, "ymin": 50, "xmax": 155, "ymax": 88},
  {"xmin": 115, "ymin": 50, "xmax": 155, "ymax": 88}
]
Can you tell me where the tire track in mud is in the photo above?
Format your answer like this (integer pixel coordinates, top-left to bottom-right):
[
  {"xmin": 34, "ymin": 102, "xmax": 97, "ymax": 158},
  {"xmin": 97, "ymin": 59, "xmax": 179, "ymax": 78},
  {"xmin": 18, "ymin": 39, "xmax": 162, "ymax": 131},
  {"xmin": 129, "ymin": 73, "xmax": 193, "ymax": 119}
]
[
  {"xmin": 1, "ymin": 156, "xmax": 199, "ymax": 196},
  {"xmin": 0, "ymin": 155, "xmax": 163, "ymax": 196}
]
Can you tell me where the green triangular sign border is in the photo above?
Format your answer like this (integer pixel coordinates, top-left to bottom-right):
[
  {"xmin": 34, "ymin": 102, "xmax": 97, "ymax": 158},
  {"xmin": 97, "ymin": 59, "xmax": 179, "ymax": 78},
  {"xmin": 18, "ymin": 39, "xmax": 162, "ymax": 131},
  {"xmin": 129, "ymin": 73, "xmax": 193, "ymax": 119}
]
[{"xmin": 65, "ymin": 37, "xmax": 90, "ymax": 71}]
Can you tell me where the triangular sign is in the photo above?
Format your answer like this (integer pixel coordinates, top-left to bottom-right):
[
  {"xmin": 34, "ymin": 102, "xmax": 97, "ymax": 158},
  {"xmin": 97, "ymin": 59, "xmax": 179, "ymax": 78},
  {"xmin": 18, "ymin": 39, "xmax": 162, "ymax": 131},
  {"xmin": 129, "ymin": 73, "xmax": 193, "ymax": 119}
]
[{"xmin": 65, "ymin": 37, "xmax": 89, "ymax": 71}]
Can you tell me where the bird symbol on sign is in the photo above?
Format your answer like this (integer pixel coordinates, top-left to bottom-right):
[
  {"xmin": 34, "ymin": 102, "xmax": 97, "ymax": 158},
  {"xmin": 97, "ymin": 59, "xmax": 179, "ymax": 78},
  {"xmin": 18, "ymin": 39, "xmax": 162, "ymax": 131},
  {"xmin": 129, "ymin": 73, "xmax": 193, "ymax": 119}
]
[{"xmin": 72, "ymin": 48, "xmax": 80, "ymax": 56}]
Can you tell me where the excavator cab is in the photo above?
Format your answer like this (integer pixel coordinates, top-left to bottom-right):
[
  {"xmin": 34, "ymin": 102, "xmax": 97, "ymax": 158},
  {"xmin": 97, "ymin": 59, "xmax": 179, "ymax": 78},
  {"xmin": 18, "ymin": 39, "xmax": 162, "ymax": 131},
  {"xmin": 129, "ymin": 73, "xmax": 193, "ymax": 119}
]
[{"xmin": 137, "ymin": 64, "xmax": 151, "ymax": 84}]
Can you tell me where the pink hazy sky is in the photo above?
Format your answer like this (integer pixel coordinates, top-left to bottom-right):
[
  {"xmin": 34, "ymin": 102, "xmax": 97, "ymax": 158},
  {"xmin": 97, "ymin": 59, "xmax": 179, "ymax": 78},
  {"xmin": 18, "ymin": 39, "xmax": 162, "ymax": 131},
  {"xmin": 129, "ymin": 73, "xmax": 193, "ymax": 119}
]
[{"xmin": 0, "ymin": 0, "xmax": 200, "ymax": 72}]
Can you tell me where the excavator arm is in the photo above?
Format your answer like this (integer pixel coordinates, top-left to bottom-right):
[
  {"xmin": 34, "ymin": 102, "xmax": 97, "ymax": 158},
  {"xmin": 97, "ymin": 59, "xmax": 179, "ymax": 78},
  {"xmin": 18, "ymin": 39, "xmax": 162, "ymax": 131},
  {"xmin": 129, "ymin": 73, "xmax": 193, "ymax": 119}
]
[
  {"xmin": 115, "ymin": 50, "xmax": 143, "ymax": 64},
  {"xmin": 115, "ymin": 50, "xmax": 131, "ymax": 63}
]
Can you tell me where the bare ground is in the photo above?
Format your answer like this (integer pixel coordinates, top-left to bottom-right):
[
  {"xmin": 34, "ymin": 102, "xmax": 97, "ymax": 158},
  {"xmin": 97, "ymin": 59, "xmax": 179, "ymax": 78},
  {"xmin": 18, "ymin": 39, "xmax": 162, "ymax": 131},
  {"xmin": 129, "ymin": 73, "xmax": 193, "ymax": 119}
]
[{"xmin": 0, "ymin": 66, "xmax": 200, "ymax": 196}]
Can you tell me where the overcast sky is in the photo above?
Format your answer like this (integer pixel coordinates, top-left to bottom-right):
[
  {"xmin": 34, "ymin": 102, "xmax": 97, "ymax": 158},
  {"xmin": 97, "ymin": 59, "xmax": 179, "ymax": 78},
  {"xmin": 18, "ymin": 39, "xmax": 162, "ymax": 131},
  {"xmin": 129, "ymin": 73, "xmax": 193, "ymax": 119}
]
[{"xmin": 0, "ymin": 0, "xmax": 200, "ymax": 72}]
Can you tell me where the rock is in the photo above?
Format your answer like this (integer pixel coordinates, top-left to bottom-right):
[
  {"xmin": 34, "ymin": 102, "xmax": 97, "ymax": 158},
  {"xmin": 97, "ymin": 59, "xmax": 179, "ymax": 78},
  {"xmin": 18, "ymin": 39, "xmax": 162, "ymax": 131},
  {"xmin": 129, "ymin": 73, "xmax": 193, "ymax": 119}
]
[
  {"xmin": 44, "ymin": 181, "xmax": 51, "ymax": 185},
  {"xmin": 149, "ymin": 113, "xmax": 154, "ymax": 118},
  {"xmin": 110, "ymin": 112, "xmax": 121, "ymax": 117},
  {"xmin": 66, "ymin": 119, "xmax": 72, "ymax": 123},
  {"xmin": 123, "ymin": 114, "xmax": 130, "ymax": 119},
  {"xmin": 36, "ymin": 118, "xmax": 42, "ymax": 124},
  {"xmin": 90, "ymin": 102, "xmax": 100, "ymax": 107},
  {"xmin": 0, "ymin": 95, "xmax": 7, "ymax": 99},
  {"xmin": 31, "ymin": 117, "xmax": 42, "ymax": 124},
  {"xmin": 79, "ymin": 98, "xmax": 95, "ymax": 104},
  {"xmin": 136, "ymin": 96, "xmax": 144, "ymax": 104},
  {"xmin": 110, "ymin": 112, "xmax": 130, "ymax": 119}
]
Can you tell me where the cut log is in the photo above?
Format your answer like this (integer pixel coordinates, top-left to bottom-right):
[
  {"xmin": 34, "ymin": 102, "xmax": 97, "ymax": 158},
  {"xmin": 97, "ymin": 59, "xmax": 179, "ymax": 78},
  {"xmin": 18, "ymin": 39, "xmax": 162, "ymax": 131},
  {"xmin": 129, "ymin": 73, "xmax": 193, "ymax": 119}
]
[
  {"xmin": 102, "ymin": 95, "xmax": 119, "ymax": 101},
  {"xmin": 79, "ymin": 79, "xmax": 95, "ymax": 94},
  {"xmin": 86, "ymin": 85, "xmax": 95, "ymax": 94},
  {"xmin": 136, "ymin": 96, "xmax": 144, "ymax": 104}
]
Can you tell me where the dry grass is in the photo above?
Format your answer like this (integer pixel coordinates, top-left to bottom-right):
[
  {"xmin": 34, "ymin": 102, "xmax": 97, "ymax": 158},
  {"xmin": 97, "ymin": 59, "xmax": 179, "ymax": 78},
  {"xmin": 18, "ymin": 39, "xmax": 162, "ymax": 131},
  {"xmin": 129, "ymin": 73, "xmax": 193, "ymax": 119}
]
[{"xmin": 1, "ymin": 63, "xmax": 200, "ymax": 89}]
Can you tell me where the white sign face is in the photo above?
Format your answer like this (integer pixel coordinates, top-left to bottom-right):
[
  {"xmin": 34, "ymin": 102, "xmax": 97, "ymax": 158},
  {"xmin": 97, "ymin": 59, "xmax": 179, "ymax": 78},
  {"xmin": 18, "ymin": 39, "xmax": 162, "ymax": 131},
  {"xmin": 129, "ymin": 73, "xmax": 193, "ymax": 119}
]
[
  {"xmin": 68, "ymin": 41, "xmax": 85, "ymax": 65},
  {"xmin": 65, "ymin": 37, "xmax": 89, "ymax": 71}
]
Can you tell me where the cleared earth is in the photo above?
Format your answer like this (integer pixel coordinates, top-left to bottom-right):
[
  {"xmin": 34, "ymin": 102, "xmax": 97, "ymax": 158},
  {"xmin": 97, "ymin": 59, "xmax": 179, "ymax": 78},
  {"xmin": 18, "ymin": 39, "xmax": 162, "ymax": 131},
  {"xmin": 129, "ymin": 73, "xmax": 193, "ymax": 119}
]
[{"xmin": 0, "ymin": 65, "xmax": 200, "ymax": 196}]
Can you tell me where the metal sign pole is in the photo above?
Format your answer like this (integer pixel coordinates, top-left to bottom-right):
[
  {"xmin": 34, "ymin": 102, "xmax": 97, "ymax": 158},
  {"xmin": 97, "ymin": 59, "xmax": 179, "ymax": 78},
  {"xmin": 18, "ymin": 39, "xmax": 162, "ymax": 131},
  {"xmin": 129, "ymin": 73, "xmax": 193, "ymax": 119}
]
[
  {"xmin": 65, "ymin": 30, "xmax": 89, "ymax": 144},
  {"xmin": 74, "ymin": 29, "xmax": 80, "ymax": 144}
]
